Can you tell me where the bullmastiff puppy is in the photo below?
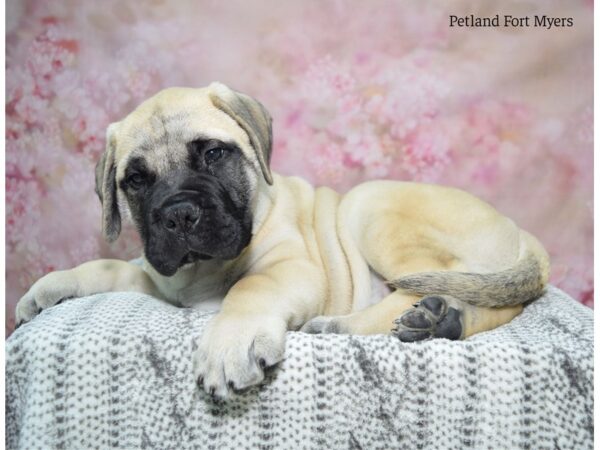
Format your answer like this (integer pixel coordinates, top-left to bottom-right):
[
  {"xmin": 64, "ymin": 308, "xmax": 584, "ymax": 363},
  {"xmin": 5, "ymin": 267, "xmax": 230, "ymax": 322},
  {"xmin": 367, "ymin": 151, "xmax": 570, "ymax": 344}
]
[{"xmin": 15, "ymin": 83, "xmax": 550, "ymax": 399}]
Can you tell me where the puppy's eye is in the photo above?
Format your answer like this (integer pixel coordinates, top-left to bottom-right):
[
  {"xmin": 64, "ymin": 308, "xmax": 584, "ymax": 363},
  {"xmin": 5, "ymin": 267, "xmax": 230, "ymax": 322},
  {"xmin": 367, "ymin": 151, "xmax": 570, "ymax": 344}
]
[
  {"xmin": 126, "ymin": 173, "xmax": 145, "ymax": 190},
  {"xmin": 204, "ymin": 148, "xmax": 224, "ymax": 165}
]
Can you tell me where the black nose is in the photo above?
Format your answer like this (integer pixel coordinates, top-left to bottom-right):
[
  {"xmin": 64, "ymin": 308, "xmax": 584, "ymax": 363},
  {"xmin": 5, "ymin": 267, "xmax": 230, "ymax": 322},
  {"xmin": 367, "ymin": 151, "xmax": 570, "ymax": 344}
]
[{"xmin": 161, "ymin": 202, "xmax": 200, "ymax": 233}]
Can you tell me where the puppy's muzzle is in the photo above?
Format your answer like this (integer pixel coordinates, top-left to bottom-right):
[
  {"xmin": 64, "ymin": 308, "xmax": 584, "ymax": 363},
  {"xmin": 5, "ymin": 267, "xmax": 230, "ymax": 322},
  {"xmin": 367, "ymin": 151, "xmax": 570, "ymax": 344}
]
[{"xmin": 143, "ymin": 174, "xmax": 252, "ymax": 275}]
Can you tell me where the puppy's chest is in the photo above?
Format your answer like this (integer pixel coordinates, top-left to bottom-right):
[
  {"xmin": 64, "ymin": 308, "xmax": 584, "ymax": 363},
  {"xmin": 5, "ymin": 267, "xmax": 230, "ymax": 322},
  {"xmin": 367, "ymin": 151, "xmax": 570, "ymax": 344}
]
[
  {"xmin": 177, "ymin": 273, "xmax": 234, "ymax": 310},
  {"xmin": 157, "ymin": 268, "xmax": 237, "ymax": 312}
]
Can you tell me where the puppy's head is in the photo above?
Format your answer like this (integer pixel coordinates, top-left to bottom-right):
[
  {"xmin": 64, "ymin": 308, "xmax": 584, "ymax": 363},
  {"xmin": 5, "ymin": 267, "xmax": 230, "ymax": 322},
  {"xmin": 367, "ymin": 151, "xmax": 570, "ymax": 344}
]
[{"xmin": 95, "ymin": 83, "xmax": 273, "ymax": 276}]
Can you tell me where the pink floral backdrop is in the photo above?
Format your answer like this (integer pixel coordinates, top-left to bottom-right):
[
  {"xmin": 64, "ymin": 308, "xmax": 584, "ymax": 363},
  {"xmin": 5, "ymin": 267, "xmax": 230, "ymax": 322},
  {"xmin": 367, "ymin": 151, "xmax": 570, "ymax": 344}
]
[{"xmin": 6, "ymin": 0, "xmax": 593, "ymax": 335}]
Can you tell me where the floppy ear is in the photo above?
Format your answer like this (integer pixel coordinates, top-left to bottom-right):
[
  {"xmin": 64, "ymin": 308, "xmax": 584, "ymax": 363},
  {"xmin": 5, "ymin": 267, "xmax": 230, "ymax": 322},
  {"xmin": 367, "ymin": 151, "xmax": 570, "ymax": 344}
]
[
  {"xmin": 95, "ymin": 122, "xmax": 121, "ymax": 242},
  {"xmin": 209, "ymin": 82, "xmax": 274, "ymax": 185}
]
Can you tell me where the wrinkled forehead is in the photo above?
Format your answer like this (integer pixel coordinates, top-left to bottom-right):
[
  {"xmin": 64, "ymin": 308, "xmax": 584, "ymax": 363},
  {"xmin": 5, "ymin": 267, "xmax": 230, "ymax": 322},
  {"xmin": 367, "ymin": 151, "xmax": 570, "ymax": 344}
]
[{"xmin": 114, "ymin": 91, "xmax": 252, "ymax": 176}]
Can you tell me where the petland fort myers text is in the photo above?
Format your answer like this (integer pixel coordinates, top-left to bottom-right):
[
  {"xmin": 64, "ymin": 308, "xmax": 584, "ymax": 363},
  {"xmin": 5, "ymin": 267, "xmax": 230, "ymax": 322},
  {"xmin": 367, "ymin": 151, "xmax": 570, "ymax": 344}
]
[{"xmin": 449, "ymin": 15, "xmax": 573, "ymax": 29}]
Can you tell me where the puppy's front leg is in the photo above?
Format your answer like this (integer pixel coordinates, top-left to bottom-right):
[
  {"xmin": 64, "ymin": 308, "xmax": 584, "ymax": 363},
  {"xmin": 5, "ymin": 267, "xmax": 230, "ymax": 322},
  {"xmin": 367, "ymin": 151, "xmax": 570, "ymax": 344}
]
[
  {"xmin": 15, "ymin": 259, "xmax": 161, "ymax": 326},
  {"xmin": 194, "ymin": 259, "xmax": 324, "ymax": 399}
]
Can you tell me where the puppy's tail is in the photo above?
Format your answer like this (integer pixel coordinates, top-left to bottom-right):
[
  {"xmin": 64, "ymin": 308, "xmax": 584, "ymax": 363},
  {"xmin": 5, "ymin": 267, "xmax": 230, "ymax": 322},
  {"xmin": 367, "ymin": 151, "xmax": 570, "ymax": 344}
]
[{"xmin": 388, "ymin": 233, "xmax": 550, "ymax": 308}]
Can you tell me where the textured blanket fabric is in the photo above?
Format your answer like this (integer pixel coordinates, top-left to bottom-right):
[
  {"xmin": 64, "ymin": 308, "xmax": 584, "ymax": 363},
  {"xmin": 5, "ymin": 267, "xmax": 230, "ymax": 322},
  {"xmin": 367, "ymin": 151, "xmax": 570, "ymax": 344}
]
[{"xmin": 6, "ymin": 286, "xmax": 593, "ymax": 450}]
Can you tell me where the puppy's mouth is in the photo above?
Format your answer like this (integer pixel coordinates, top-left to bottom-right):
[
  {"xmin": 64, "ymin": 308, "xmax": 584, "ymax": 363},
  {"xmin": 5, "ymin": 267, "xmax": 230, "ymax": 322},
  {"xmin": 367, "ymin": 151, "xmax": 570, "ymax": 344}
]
[
  {"xmin": 150, "ymin": 250, "xmax": 213, "ymax": 277},
  {"xmin": 181, "ymin": 251, "xmax": 212, "ymax": 265},
  {"xmin": 145, "ymin": 228, "xmax": 248, "ymax": 276}
]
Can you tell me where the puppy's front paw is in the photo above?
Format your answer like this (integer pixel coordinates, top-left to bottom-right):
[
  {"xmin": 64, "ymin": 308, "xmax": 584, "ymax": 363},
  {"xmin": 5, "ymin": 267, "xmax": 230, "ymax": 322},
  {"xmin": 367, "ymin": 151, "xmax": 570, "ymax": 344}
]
[
  {"xmin": 193, "ymin": 314, "xmax": 286, "ymax": 399},
  {"xmin": 15, "ymin": 270, "xmax": 79, "ymax": 327}
]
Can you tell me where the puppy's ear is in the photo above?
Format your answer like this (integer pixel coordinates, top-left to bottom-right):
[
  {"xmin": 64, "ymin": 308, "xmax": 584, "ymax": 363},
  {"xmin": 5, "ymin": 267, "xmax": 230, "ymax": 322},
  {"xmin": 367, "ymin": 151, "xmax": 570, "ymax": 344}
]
[
  {"xmin": 95, "ymin": 122, "xmax": 122, "ymax": 242},
  {"xmin": 209, "ymin": 82, "xmax": 274, "ymax": 185}
]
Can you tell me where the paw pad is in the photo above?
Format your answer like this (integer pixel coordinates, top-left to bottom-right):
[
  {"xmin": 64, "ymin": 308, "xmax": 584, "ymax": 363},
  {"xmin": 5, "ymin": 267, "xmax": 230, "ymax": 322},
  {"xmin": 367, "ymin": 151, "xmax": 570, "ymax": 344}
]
[{"xmin": 392, "ymin": 295, "xmax": 463, "ymax": 342}]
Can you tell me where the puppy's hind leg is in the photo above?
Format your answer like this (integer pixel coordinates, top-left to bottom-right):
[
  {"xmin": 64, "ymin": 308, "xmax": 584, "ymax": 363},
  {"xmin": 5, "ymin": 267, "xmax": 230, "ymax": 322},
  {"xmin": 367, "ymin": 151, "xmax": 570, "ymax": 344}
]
[
  {"xmin": 301, "ymin": 291, "xmax": 522, "ymax": 341},
  {"xmin": 302, "ymin": 290, "xmax": 420, "ymax": 335},
  {"xmin": 303, "ymin": 216, "xmax": 466, "ymax": 336},
  {"xmin": 301, "ymin": 234, "xmax": 522, "ymax": 340},
  {"xmin": 391, "ymin": 295, "xmax": 522, "ymax": 342}
]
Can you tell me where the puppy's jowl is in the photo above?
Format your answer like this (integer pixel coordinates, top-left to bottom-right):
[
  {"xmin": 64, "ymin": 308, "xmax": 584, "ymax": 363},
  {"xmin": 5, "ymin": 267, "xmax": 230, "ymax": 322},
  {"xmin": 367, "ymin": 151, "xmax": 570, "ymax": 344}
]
[{"xmin": 16, "ymin": 83, "xmax": 550, "ymax": 399}]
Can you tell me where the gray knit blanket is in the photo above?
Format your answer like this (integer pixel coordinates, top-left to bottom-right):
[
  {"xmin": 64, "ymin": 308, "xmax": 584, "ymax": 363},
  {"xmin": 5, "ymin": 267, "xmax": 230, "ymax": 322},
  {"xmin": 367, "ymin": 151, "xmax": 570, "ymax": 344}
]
[{"xmin": 6, "ymin": 286, "xmax": 593, "ymax": 450}]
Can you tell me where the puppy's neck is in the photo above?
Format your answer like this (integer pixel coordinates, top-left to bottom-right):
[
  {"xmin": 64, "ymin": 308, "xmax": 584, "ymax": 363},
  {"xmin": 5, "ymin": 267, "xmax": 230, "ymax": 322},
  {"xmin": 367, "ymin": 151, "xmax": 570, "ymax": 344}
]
[
  {"xmin": 143, "ymin": 256, "xmax": 241, "ymax": 308},
  {"xmin": 250, "ymin": 175, "xmax": 278, "ymax": 236}
]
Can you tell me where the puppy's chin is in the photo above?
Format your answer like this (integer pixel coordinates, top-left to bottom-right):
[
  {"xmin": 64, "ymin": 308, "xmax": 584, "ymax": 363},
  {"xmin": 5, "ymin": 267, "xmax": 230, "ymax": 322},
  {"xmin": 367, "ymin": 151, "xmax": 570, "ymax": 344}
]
[
  {"xmin": 146, "ymin": 251, "xmax": 211, "ymax": 277},
  {"xmin": 146, "ymin": 256, "xmax": 183, "ymax": 277},
  {"xmin": 145, "ymin": 238, "xmax": 252, "ymax": 276}
]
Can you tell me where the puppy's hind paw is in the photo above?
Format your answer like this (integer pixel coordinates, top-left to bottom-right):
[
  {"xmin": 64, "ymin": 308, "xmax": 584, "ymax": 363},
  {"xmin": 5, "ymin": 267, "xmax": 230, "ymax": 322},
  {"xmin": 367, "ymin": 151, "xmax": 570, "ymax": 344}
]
[{"xmin": 392, "ymin": 296, "xmax": 464, "ymax": 342}]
